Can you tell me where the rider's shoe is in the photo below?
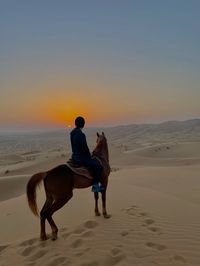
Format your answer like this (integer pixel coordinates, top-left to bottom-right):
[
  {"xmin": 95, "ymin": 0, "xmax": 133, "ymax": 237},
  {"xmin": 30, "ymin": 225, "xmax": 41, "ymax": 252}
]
[
  {"xmin": 91, "ymin": 184, "xmax": 101, "ymax": 192},
  {"xmin": 92, "ymin": 183, "xmax": 105, "ymax": 192}
]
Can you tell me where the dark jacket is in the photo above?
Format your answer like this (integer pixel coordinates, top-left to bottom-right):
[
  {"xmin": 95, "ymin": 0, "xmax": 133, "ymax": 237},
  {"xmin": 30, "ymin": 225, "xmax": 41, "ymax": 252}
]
[{"xmin": 70, "ymin": 127, "xmax": 91, "ymax": 163}]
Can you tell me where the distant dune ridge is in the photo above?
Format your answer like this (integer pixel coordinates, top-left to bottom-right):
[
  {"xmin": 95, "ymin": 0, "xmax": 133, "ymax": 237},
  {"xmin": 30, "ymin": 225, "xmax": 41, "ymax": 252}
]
[
  {"xmin": 105, "ymin": 118, "xmax": 200, "ymax": 144},
  {"xmin": 1, "ymin": 119, "xmax": 200, "ymax": 265},
  {"xmin": 1, "ymin": 118, "xmax": 200, "ymax": 156}
]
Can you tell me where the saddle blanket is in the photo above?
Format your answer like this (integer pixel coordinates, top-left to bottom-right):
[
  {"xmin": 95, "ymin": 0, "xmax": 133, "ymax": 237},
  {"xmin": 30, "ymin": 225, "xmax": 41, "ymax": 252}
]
[{"xmin": 66, "ymin": 161, "xmax": 93, "ymax": 180}]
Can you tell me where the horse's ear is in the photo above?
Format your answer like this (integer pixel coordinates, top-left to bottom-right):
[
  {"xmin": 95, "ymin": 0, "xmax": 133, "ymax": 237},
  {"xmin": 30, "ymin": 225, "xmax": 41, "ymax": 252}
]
[
  {"xmin": 97, "ymin": 132, "xmax": 100, "ymax": 137},
  {"xmin": 102, "ymin": 132, "xmax": 105, "ymax": 136}
]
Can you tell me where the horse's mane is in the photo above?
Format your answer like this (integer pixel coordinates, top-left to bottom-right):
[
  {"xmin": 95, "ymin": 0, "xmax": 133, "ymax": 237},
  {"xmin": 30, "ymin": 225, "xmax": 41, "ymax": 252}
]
[{"xmin": 92, "ymin": 133, "xmax": 109, "ymax": 163}]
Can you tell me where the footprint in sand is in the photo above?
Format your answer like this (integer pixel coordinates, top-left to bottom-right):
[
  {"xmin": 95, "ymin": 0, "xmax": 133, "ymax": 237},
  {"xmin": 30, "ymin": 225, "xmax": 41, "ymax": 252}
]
[
  {"xmin": 144, "ymin": 218, "xmax": 154, "ymax": 225},
  {"xmin": 120, "ymin": 231, "xmax": 129, "ymax": 237},
  {"xmin": 70, "ymin": 239, "xmax": 83, "ymax": 249},
  {"xmin": 141, "ymin": 217, "xmax": 162, "ymax": 234},
  {"xmin": 81, "ymin": 230, "xmax": 94, "ymax": 238},
  {"xmin": 125, "ymin": 205, "xmax": 162, "ymax": 237},
  {"xmin": 21, "ymin": 246, "xmax": 36, "ymax": 256},
  {"xmin": 104, "ymin": 251, "xmax": 126, "ymax": 266},
  {"xmin": 125, "ymin": 205, "xmax": 138, "ymax": 216},
  {"xmin": 173, "ymin": 254, "xmax": 186, "ymax": 263},
  {"xmin": 46, "ymin": 256, "xmax": 68, "ymax": 266},
  {"xmin": 75, "ymin": 247, "xmax": 91, "ymax": 257},
  {"xmin": 125, "ymin": 205, "xmax": 150, "ymax": 219},
  {"xmin": 19, "ymin": 238, "xmax": 37, "ymax": 247},
  {"xmin": 72, "ymin": 227, "xmax": 85, "ymax": 234},
  {"xmin": 83, "ymin": 220, "xmax": 98, "ymax": 229},
  {"xmin": 29, "ymin": 249, "xmax": 47, "ymax": 261},
  {"xmin": 0, "ymin": 245, "xmax": 8, "ymax": 253},
  {"xmin": 39, "ymin": 241, "xmax": 48, "ymax": 248},
  {"xmin": 111, "ymin": 247, "xmax": 123, "ymax": 256},
  {"xmin": 146, "ymin": 242, "xmax": 167, "ymax": 251},
  {"xmin": 139, "ymin": 212, "xmax": 148, "ymax": 217},
  {"xmin": 147, "ymin": 226, "xmax": 160, "ymax": 233}
]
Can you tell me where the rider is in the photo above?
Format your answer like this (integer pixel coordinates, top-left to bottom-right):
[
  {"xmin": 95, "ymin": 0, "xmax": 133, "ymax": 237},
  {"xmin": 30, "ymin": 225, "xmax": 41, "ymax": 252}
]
[{"xmin": 70, "ymin": 116, "xmax": 104, "ymax": 192}]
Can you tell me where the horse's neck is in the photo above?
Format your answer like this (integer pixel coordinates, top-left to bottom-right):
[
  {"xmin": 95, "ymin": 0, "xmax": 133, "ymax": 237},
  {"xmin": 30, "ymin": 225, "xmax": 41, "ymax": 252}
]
[
  {"xmin": 93, "ymin": 144, "xmax": 109, "ymax": 164},
  {"xmin": 93, "ymin": 144, "xmax": 110, "ymax": 177},
  {"xmin": 101, "ymin": 146, "xmax": 109, "ymax": 163}
]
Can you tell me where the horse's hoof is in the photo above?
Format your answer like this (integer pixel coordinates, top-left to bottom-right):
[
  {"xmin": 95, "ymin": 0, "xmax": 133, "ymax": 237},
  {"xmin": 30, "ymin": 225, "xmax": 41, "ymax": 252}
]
[
  {"xmin": 40, "ymin": 235, "xmax": 47, "ymax": 241},
  {"xmin": 103, "ymin": 213, "xmax": 111, "ymax": 219},
  {"xmin": 51, "ymin": 234, "xmax": 58, "ymax": 241},
  {"xmin": 95, "ymin": 211, "xmax": 101, "ymax": 216}
]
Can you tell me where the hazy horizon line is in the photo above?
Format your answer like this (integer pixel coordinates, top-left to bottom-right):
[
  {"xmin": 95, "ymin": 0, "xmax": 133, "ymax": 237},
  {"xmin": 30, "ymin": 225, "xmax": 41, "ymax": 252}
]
[{"xmin": 0, "ymin": 117, "xmax": 199, "ymax": 134}]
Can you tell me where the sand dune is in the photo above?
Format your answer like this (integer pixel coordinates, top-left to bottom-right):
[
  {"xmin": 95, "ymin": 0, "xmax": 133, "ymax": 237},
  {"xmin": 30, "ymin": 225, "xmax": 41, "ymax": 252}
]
[
  {"xmin": 1, "ymin": 119, "xmax": 200, "ymax": 265},
  {"xmin": 0, "ymin": 175, "xmax": 30, "ymax": 201},
  {"xmin": 1, "ymin": 166, "xmax": 200, "ymax": 265},
  {"xmin": 133, "ymin": 142, "xmax": 200, "ymax": 158}
]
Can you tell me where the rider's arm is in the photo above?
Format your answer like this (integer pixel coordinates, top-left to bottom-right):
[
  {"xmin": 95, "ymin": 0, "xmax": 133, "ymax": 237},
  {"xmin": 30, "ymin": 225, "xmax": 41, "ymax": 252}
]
[{"xmin": 80, "ymin": 133, "xmax": 91, "ymax": 158}]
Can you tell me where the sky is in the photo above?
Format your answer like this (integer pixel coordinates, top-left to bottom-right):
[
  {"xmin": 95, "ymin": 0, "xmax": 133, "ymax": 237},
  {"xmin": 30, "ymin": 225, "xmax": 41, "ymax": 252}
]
[{"xmin": 0, "ymin": 0, "xmax": 200, "ymax": 129}]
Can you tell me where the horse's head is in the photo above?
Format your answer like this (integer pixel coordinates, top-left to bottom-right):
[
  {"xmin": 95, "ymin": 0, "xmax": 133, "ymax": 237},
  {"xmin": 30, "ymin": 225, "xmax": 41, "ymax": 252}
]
[
  {"xmin": 96, "ymin": 132, "xmax": 107, "ymax": 146},
  {"xmin": 93, "ymin": 132, "xmax": 109, "ymax": 162}
]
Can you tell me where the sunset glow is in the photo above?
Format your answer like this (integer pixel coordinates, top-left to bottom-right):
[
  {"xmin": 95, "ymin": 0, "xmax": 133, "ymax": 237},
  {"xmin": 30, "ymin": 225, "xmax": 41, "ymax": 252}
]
[{"xmin": 1, "ymin": 1, "xmax": 200, "ymax": 130}]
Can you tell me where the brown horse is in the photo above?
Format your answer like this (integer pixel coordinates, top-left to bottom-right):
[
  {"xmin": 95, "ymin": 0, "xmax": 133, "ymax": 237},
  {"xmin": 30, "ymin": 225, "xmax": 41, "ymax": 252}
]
[{"xmin": 26, "ymin": 132, "xmax": 111, "ymax": 241}]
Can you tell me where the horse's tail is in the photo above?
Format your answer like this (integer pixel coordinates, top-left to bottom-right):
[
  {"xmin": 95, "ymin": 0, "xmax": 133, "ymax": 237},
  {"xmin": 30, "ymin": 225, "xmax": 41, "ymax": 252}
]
[{"xmin": 26, "ymin": 172, "xmax": 47, "ymax": 216}]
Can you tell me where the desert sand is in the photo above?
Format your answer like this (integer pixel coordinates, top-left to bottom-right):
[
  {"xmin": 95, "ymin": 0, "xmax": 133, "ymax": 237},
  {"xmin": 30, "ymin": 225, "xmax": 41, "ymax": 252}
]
[{"xmin": 1, "ymin": 119, "xmax": 200, "ymax": 266}]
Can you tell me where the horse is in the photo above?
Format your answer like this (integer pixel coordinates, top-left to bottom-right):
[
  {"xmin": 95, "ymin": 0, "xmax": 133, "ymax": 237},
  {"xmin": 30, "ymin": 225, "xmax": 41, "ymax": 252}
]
[{"xmin": 26, "ymin": 132, "xmax": 111, "ymax": 241}]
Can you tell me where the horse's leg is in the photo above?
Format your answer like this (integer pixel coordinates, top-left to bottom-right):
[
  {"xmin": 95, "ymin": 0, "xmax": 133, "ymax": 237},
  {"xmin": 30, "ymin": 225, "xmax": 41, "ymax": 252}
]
[
  {"xmin": 40, "ymin": 196, "xmax": 53, "ymax": 240},
  {"xmin": 94, "ymin": 192, "xmax": 101, "ymax": 216},
  {"xmin": 46, "ymin": 216, "xmax": 58, "ymax": 240},
  {"xmin": 101, "ymin": 190, "xmax": 111, "ymax": 219},
  {"xmin": 47, "ymin": 193, "xmax": 73, "ymax": 240}
]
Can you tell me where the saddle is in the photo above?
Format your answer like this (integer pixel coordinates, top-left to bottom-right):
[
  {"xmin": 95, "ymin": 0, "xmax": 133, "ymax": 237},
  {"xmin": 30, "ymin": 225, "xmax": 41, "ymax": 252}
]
[{"xmin": 66, "ymin": 159, "xmax": 93, "ymax": 180}]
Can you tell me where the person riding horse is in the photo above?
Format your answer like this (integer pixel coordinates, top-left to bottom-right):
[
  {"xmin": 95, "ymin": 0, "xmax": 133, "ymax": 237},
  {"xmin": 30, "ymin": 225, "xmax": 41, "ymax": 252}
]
[
  {"xmin": 27, "ymin": 129, "xmax": 110, "ymax": 240},
  {"xmin": 70, "ymin": 116, "xmax": 104, "ymax": 192}
]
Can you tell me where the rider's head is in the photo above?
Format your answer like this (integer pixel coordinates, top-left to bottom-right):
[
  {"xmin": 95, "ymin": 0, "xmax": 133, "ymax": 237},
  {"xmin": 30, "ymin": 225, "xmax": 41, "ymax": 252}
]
[{"xmin": 75, "ymin": 116, "xmax": 85, "ymax": 128}]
